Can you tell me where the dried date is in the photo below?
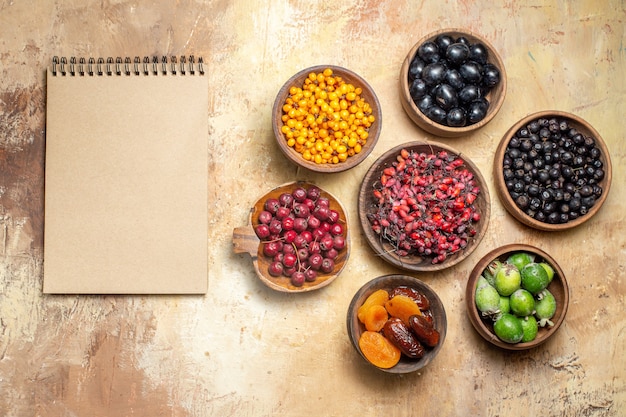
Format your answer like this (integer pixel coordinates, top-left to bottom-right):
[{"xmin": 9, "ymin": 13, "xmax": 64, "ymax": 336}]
[
  {"xmin": 388, "ymin": 286, "xmax": 431, "ymax": 310},
  {"xmin": 382, "ymin": 317, "xmax": 425, "ymax": 359},
  {"xmin": 409, "ymin": 314, "xmax": 440, "ymax": 347}
]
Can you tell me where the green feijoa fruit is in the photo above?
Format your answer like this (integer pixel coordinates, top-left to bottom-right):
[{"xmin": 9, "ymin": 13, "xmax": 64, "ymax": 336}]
[
  {"xmin": 509, "ymin": 289, "xmax": 535, "ymax": 317},
  {"xmin": 539, "ymin": 262, "xmax": 555, "ymax": 284},
  {"xmin": 535, "ymin": 289, "xmax": 557, "ymax": 327},
  {"xmin": 476, "ymin": 275, "xmax": 491, "ymax": 290},
  {"xmin": 506, "ymin": 251, "xmax": 535, "ymax": 271},
  {"xmin": 475, "ymin": 283, "xmax": 501, "ymax": 317},
  {"xmin": 499, "ymin": 295, "xmax": 511, "ymax": 315},
  {"xmin": 494, "ymin": 313, "xmax": 524, "ymax": 344},
  {"xmin": 520, "ymin": 315, "xmax": 539, "ymax": 342},
  {"xmin": 521, "ymin": 262, "xmax": 550, "ymax": 295},
  {"xmin": 483, "ymin": 259, "xmax": 503, "ymax": 287},
  {"xmin": 495, "ymin": 263, "xmax": 521, "ymax": 296}
]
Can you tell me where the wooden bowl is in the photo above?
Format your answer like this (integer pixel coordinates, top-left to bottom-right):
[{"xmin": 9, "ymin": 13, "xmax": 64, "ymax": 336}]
[
  {"xmin": 347, "ymin": 274, "xmax": 447, "ymax": 373},
  {"xmin": 233, "ymin": 181, "xmax": 350, "ymax": 292},
  {"xmin": 272, "ymin": 65, "xmax": 382, "ymax": 173},
  {"xmin": 494, "ymin": 110, "xmax": 612, "ymax": 231},
  {"xmin": 466, "ymin": 244, "xmax": 569, "ymax": 350},
  {"xmin": 358, "ymin": 141, "xmax": 490, "ymax": 271},
  {"xmin": 399, "ymin": 28, "xmax": 507, "ymax": 137}
]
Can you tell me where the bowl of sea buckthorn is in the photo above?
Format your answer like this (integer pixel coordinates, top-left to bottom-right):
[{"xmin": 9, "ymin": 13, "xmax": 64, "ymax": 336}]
[{"xmin": 272, "ymin": 65, "xmax": 382, "ymax": 173}]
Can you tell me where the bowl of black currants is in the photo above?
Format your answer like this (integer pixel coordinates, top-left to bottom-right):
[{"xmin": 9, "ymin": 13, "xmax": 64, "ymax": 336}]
[
  {"xmin": 494, "ymin": 111, "xmax": 612, "ymax": 231},
  {"xmin": 399, "ymin": 28, "xmax": 507, "ymax": 138}
]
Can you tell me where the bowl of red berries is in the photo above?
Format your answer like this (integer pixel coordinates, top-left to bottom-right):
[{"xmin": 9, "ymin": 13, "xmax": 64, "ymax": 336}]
[
  {"xmin": 358, "ymin": 141, "xmax": 490, "ymax": 271},
  {"xmin": 399, "ymin": 28, "xmax": 507, "ymax": 137},
  {"xmin": 494, "ymin": 110, "xmax": 612, "ymax": 231},
  {"xmin": 233, "ymin": 181, "xmax": 350, "ymax": 292}
]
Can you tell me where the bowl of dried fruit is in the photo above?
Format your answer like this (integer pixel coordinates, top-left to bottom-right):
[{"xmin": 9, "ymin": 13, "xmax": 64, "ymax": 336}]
[
  {"xmin": 233, "ymin": 181, "xmax": 349, "ymax": 292},
  {"xmin": 272, "ymin": 65, "xmax": 382, "ymax": 173},
  {"xmin": 358, "ymin": 141, "xmax": 490, "ymax": 271},
  {"xmin": 466, "ymin": 243, "xmax": 569, "ymax": 350},
  {"xmin": 347, "ymin": 274, "xmax": 447, "ymax": 373},
  {"xmin": 494, "ymin": 110, "xmax": 612, "ymax": 231},
  {"xmin": 399, "ymin": 28, "xmax": 507, "ymax": 137}
]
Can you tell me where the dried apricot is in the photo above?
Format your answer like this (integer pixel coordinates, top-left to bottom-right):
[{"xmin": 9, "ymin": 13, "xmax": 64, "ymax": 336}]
[
  {"xmin": 358, "ymin": 331, "xmax": 401, "ymax": 369},
  {"xmin": 384, "ymin": 294, "xmax": 421, "ymax": 325},
  {"xmin": 361, "ymin": 304, "xmax": 389, "ymax": 332},
  {"xmin": 357, "ymin": 289, "xmax": 389, "ymax": 323}
]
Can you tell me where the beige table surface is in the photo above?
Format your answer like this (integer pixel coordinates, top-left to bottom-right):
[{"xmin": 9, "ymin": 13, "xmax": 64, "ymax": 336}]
[{"xmin": 1, "ymin": 1, "xmax": 624, "ymax": 416}]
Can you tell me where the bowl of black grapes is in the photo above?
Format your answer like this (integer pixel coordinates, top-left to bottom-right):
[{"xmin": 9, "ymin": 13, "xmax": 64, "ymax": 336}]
[
  {"xmin": 494, "ymin": 110, "xmax": 612, "ymax": 231},
  {"xmin": 400, "ymin": 28, "xmax": 507, "ymax": 137}
]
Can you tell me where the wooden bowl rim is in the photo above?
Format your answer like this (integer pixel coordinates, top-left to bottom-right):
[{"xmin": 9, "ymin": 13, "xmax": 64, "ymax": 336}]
[
  {"xmin": 493, "ymin": 110, "xmax": 613, "ymax": 231},
  {"xmin": 246, "ymin": 181, "xmax": 350, "ymax": 292},
  {"xmin": 358, "ymin": 140, "xmax": 491, "ymax": 272},
  {"xmin": 399, "ymin": 28, "xmax": 508, "ymax": 138},
  {"xmin": 272, "ymin": 65, "xmax": 382, "ymax": 173},
  {"xmin": 465, "ymin": 243, "xmax": 570, "ymax": 350},
  {"xmin": 347, "ymin": 274, "xmax": 447, "ymax": 373}
]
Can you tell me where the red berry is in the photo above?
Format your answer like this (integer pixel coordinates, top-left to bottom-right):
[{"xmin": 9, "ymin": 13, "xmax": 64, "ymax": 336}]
[
  {"xmin": 269, "ymin": 219, "xmax": 282, "ymax": 235},
  {"xmin": 258, "ymin": 210, "xmax": 273, "ymax": 225},
  {"xmin": 268, "ymin": 261, "xmax": 283, "ymax": 276},
  {"xmin": 281, "ymin": 216, "xmax": 294, "ymax": 230},
  {"xmin": 282, "ymin": 253, "xmax": 297, "ymax": 268},
  {"xmin": 292, "ymin": 187, "xmax": 307, "ymax": 202},
  {"xmin": 307, "ymin": 186, "xmax": 321, "ymax": 201},
  {"xmin": 330, "ymin": 223, "xmax": 344, "ymax": 236},
  {"xmin": 304, "ymin": 269, "xmax": 317, "ymax": 282},
  {"xmin": 264, "ymin": 198, "xmax": 280, "ymax": 214},
  {"xmin": 308, "ymin": 253, "xmax": 323, "ymax": 270},
  {"xmin": 293, "ymin": 217, "xmax": 308, "ymax": 232},
  {"xmin": 308, "ymin": 240, "xmax": 321, "ymax": 254},
  {"xmin": 293, "ymin": 203, "xmax": 310, "ymax": 218},
  {"xmin": 332, "ymin": 235, "xmax": 346, "ymax": 250},
  {"xmin": 300, "ymin": 230, "xmax": 313, "ymax": 243},
  {"xmin": 291, "ymin": 271, "xmax": 306, "ymax": 287},
  {"xmin": 278, "ymin": 192, "xmax": 294, "ymax": 207},
  {"xmin": 319, "ymin": 234, "xmax": 334, "ymax": 251},
  {"xmin": 275, "ymin": 206, "xmax": 291, "ymax": 219},
  {"xmin": 313, "ymin": 205, "xmax": 330, "ymax": 221},
  {"xmin": 263, "ymin": 241, "xmax": 281, "ymax": 257},
  {"xmin": 327, "ymin": 209, "xmax": 340, "ymax": 224},
  {"xmin": 254, "ymin": 224, "xmax": 270, "ymax": 239},
  {"xmin": 283, "ymin": 230, "xmax": 297, "ymax": 244},
  {"xmin": 320, "ymin": 258, "xmax": 335, "ymax": 273},
  {"xmin": 293, "ymin": 234, "xmax": 307, "ymax": 249},
  {"xmin": 307, "ymin": 215, "xmax": 321, "ymax": 229}
]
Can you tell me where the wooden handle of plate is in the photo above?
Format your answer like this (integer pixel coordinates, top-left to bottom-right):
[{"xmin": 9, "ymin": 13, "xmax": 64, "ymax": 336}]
[{"xmin": 232, "ymin": 226, "xmax": 260, "ymax": 256}]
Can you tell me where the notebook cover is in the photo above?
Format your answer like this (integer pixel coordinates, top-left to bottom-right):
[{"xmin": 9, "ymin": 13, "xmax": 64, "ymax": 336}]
[{"xmin": 43, "ymin": 61, "xmax": 208, "ymax": 294}]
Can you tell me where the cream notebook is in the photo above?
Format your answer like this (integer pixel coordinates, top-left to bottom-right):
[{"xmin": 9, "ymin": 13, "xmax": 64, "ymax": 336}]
[{"xmin": 44, "ymin": 56, "xmax": 209, "ymax": 294}]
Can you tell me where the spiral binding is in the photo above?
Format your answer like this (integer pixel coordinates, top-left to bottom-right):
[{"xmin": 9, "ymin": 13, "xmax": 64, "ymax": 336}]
[{"xmin": 51, "ymin": 55, "xmax": 204, "ymax": 76}]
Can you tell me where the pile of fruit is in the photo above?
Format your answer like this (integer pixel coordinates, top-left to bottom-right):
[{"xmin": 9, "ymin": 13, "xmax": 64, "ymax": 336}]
[
  {"xmin": 254, "ymin": 185, "xmax": 347, "ymax": 287},
  {"xmin": 475, "ymin": 251, "xmax": 557, "ymax": 344},
  {"xmin": 279, "ymin": 68, "xmax": 376, "ymax": 165},
  {"xmin": 502, "ymin": 116, "xmax": 606, "ymax": 225},
  {"xmin": 357, "ymin": 286, "xmax": 440, "ymax": 369},
  {"xmin": 407, "ymin": 34, "xmax": 501, "ymax": 127},
  {"xmin": 367, "ymin": 148, "xmax": 482, "ymax": 264}
]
